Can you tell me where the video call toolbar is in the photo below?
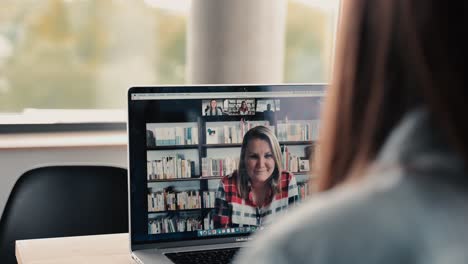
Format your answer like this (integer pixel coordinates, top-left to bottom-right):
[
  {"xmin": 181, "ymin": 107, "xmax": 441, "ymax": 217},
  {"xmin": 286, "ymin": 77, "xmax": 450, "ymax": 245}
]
[{"xmin": 197, "ymin": 226, "xmax": 264, "ymax": 237}]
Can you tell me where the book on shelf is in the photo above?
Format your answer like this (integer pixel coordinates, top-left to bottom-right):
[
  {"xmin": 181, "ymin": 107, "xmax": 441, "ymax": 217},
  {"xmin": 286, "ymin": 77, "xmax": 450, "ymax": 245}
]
[
  {"xmin": 223, "ymin": 126, "xmax": 236, "ymax": 144},
  {"xmin": 310, "ymin": 120, "xmax": 320, "ymax": 141},
  {"xmin": 203, "ymin": 211, "xmax": 214, "ymax": 230},
  {"xmin": 151, "ymin": 126, "xmax": 198, "ymax": 146},
  {"xmin": 147, "ymin": 191, "xmax": 165, "ymax": 212},
  {"xmin": 147, "ymin": 155, "xmax": 195, "ymax": 180},
  {"xmin": 281, "ymin": 146, "xmax": 311, "ymax": 174},
  {"xmin": 298, "ymin": 182, "xmax": 309, "ymax": 200},
  {"xmin": 166, "ymin": 190, "xmax": 177, "ymax": 211},
  {"xmin": 148, "ymin": 189, "xmax": 202, "ymax": 212},
  {"xmin": 185, "ymin": 126, "xmax": 198, "ymax": 145},
  {"xmin": 177, "ymin": 190, "xmax": 202, "ymax": 210},
  {"xmin": 206, "ymin": 126, "xmax": 221, "ymax": 144},
  {"xmin": 203, "ymin": 191, "xmax": 216, "ymax": 208},
  {"xmin": 276, "ymin": 120, "xmax": 320, "ymax": 142},
  {"xmin": 201, "ymin": 157, "xmax": 239, "ymax": 177},
  {"xmin": 299, "ymin": 157, "xmax": 310, "ymax": 172},
  {"xmin": 281, "ymin": 146, "xmax": 301, "ymax": 173}
]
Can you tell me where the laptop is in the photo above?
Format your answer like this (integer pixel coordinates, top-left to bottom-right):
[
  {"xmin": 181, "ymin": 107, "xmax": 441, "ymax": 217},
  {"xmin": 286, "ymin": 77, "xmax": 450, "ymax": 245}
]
[{"xmin": 127, "ymin": 84, "xmax": 325, "ymax": 264}]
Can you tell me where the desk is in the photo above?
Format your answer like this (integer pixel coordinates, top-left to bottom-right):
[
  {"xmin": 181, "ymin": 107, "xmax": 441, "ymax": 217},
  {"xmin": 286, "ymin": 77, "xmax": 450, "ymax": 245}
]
[{"xmin": 15, "ymin": 233, "xmax": 135, "ymax": 264}]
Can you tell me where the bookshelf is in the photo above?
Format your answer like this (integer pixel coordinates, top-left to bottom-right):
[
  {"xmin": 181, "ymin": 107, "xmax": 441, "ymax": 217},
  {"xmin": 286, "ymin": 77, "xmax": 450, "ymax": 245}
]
[{"xmin": 145, "ymin": 115, "xmax": 318, "ymax": 233}]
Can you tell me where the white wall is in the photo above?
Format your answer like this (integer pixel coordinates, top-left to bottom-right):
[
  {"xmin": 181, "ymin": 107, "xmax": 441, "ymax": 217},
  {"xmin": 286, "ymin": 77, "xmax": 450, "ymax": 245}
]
[{"xmin": 0, "ymin": 144, "xmax": 127, "ymax": 218}]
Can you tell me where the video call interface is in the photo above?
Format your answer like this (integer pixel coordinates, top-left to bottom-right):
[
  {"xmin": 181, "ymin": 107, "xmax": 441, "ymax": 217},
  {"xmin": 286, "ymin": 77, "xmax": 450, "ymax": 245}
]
[{"xmin": 135, "ymin": 90, "xmax": 322, "ymax": 242}]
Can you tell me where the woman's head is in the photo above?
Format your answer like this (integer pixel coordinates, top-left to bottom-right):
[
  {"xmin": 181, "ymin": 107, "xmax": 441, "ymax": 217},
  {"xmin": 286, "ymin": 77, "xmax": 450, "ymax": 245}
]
[
  {"xmin": 317, "ymin": 0, "xmax": 468, "ymax": 191},
  {"xmin": 210, "ymin": 99, "xmax": 217, "ymax": 109},
  {"xmin": 237, "ymin": 126, "xmax": 283, "ymax": 198},
  {"xmin": 240, "ymin": 101, "xmax": 248, "ymax": 110}
]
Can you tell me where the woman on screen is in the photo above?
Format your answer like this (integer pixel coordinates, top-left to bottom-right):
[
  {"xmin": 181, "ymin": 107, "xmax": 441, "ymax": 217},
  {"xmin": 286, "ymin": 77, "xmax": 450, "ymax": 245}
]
[
  {"xmin": 204, "ymin": 99, "xmax": 224, "ymax": 116},
  {"xmin": 213, "ymin": 126, "xmax": 299, "ymax": 228},
  {"xmin": 238, "ymin": 101, "xmax": 249, "ymax": 115}
]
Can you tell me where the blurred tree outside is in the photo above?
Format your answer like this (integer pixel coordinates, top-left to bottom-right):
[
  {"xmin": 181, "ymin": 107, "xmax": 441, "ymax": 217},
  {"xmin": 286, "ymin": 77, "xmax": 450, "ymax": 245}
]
[
  {"xmin": 3, "ymin": 0, "xmax": 102, "ymax": 111},
  {"xmin": 0, "ymin": 0, "xmax": 187, "ymax": 111},
  {"xmin": 285, "ymin": 1, "xmax": 334, "ymax": 83}
]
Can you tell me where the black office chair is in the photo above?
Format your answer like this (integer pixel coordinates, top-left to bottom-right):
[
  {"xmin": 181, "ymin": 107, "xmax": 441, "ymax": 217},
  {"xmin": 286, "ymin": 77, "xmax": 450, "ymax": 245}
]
[{"xmin": 0, "ymin": 166, "xmax": 129, "ymax": 264}]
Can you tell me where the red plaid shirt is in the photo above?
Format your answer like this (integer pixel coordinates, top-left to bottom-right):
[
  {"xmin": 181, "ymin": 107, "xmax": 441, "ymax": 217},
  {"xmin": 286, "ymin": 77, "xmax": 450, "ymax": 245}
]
[{"xmin": 213, "ymin": 170, "xmax": 299, "ymax": 228}]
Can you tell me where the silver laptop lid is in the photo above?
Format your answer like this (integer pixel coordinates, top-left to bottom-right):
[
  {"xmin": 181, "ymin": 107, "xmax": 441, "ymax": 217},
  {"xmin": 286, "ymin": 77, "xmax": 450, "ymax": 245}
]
[{"xmin": 127, "ymin": 84, "xmax": 325, "ymax": 250}]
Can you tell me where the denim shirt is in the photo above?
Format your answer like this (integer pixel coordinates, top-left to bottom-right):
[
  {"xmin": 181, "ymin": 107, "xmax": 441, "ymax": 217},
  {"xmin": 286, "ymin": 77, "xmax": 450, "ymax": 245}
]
[{"xmin": 234, "ymin": 109, "xmax": 468, "ymax": 264}]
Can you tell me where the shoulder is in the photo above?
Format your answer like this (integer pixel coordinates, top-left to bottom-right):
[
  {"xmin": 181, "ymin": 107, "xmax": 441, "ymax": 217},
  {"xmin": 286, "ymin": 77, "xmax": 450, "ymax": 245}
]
[
  {"xmin": 235, "ymin": 171, "xmax": 419, "ymax": 263},
  {"xmin": 279, "ymin": 171, "xmax": 296, "ymax": 183},
  {"xmin": 221, "ymin": 171, "xmax": 239, "ymax": 185},
  {"xmin": 227, "ymin": 170, "xmax": 239, "ymax": 179}
]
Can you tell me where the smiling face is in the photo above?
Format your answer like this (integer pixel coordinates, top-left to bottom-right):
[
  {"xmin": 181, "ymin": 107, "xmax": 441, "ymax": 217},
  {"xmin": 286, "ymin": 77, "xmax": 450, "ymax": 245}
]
[{"xmin": 244, "ymin": 138, "xmax": 276, "ymax": 185}]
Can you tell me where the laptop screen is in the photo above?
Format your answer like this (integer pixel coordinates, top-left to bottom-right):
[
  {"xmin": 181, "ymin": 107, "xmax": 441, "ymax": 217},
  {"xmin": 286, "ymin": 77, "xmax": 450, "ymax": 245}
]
[{"xmin": 128, "ymin": 84, "xmax": 325, "ymax": 245}]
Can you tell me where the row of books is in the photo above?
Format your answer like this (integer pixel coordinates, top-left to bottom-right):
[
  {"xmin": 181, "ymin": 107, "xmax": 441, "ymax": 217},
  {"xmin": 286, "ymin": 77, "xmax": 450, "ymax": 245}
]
[
  {"xmin": 148, "ymin": 212, "xmax": 215, "ymax": 234},
  {"xmin": 148, "ymin": 217, "xmax": 203, "ymax": 234},
  {"xmin": 201, "ymin": 157, "xmax": 239, "ymax": 177},
  {"xmin": 148, "ymin": 120, "xmax": 318, "ymax": 147},
  {"xmin": 203, "ymin": 191, "xmax": 216, "ymax": 208},
  {"xmin": 147, "ymin": 155, "xmax": 195, "ymax": 180},
  {"xmin": 276, "ymin": 120, "xmax": 320, "ymax": 141},
  {"xmin": 148, "ymin": 190, "xmax": 203, "ymax": 212},
  {"xmin": 148, "ymin": 126, "xmax": 199, "ymax": 146},
  {"xmin": 148, "ymin": 182, "xmax": 309, "ymax": 212},
  {"xmin": 206, "ymin": 120, "xmax": 271, "ymax": 144},
  {"xmin": 281, "ymin": 146, "xmax": 309, "ymax": 173}
]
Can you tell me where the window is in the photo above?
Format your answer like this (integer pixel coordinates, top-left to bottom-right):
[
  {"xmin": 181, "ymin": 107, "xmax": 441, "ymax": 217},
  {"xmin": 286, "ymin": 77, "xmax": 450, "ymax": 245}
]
[
  {"xmin": 0, "ymin": 0, "xmax": 338, "ymax": 118},
  {"xmin": 0, "ymin": 0, "xmax": 189, "ymax": 113},
  {"xmin": 285, "ymin": 0, "xmax": 338, "ymax": 83}
]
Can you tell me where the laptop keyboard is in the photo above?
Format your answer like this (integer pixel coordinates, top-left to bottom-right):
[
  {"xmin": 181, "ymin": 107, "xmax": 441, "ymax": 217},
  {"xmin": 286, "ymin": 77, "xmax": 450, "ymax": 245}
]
[{"xmin": 165, "ymin": 247, "xmax": 241, "ymax": 264}]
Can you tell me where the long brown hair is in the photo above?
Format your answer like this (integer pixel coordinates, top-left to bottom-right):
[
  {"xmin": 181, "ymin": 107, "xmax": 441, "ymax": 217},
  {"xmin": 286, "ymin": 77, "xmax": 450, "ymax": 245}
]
[{"xmin": 316, "ymin": 0, "xmax": 468, "ymax": 191}]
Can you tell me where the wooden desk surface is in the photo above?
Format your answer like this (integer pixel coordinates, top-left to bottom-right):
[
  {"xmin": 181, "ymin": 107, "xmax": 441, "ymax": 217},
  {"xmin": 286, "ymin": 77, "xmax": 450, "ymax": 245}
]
[{"xmin": 16, "ymin": 233, "xmax": 135, "ymax": 264}]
